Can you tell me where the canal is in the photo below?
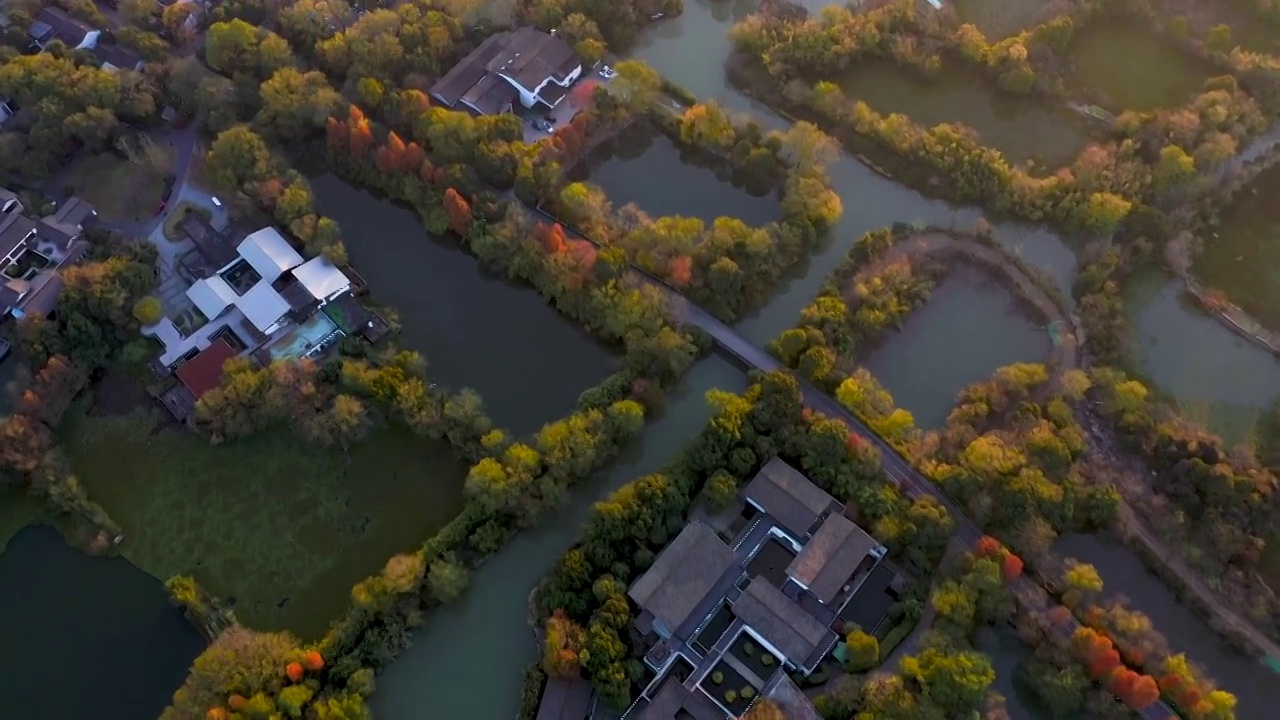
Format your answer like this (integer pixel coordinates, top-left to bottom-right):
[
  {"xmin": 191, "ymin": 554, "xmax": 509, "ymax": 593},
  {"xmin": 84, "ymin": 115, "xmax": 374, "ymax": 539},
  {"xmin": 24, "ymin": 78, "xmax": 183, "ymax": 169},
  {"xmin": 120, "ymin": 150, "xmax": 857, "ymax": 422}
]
[
  {"xmin": 311, "ymin": 174, "xmax": 621, "ymax": 437},
  {"xmin": 0, "ymin": 524, "xmax": 204, "ymax": 720},
  {"xmin": 371, "ymin": 355, "xmax": 748, "ymax": 719}
]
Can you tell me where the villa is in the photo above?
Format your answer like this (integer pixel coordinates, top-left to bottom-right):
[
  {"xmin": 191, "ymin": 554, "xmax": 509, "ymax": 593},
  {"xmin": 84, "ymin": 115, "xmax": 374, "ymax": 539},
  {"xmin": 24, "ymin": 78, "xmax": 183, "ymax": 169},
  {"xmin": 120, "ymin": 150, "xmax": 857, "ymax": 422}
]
[
  {"xmin": 430, "ymin": 26, "xmax": 583, "ymax": 115},
  {"xmin": 622, "ymin": 458, "xmax": 897, "ymax": 719},
  {"xmin": 147, "ymin": 223, "xmax": 369, "ymax": 419}
]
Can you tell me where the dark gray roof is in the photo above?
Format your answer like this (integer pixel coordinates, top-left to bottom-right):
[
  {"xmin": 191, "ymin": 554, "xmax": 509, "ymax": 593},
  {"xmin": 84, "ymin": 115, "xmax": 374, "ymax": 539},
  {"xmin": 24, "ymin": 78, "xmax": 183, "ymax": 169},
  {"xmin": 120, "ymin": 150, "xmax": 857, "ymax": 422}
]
[
  {"xmin": 743, "ymin": 458, "xmax": 835, "ymax": 539},
  {"xmin": 0, "ymin": 277, "xmax": 28, "ymax": 315},
  {"xmin": 179, "ymin": 213, "xmax": 237, "ymax": 269},
  {"xmin": 460, "ymin": 72, "xmax": 517, "ymax": 115},
  {"xmin": 536, "ymin": 676, "xmax": 592, "ymax": 720},
  {"xmin": 786, "ymin": 514, "xmax": 879, "ymax": 604},
  {"xmin": 32, "ymin": 8, "xmax": 93, "ymax": 46},
  {"xmin": 429, "ymin": 32, "xmax": 514, "ymax": 107},
  {"xmin": 16, "ymin": 270, "xmax": 64, "ymax": 318},
  {"xmin": 0, "ymin": 214, "xmax": 36, "ymax": 259},
  {"xmin": 538, "ymin": 80, "xmax": 569, "ymax": 108},
  {"xmin": 92, "ymin": 43, "xmax": 143, "ymax": 71},
  {"xmin": 732, "ymin": 577, "xmax": 835, "ymax": 670},
  {"xmin": 487, "ymin": 26, "xmax": 580, "ymax": 90},
  {"xmin": 760, "ymin": 674, "xmax": 822, "ymax": 720},
  {"xmin": 0, "ymin": 186, "xmax": 19, "ymax": 210},
  {"xmin": 628, "ymin": 522, "xmax": 737, "ymax": 634},
  {"xmin": 49, "ymin": 197, "xmax": 96, "ymax": 228},
  {"xmin": 630, "ymin": 677, "xmax": 724, "ymax": 720}
]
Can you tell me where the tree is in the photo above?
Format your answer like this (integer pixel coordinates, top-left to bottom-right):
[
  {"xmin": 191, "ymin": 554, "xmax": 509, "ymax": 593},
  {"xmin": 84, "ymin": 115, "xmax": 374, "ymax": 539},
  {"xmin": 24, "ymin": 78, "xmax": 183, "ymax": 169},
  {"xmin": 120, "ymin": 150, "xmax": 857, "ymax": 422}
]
[
  {"xmin": 779, "ymin": 121, "xmax": 837, "ymax": 173},
  {"xmin": 443, "ymin": 188, "xmax": 472, "ymax": 236},
  {"xmin": 256, "ymin": 68, "xmax": 342, "ymax": 140},
  {"xmin": 1001, "ymin": 553, "xmax": 1023, "ymax": 581},
  {"xmin": 543, "ymin": 609, "xmax": 587, "ymax": 677},
  {"xmin": 899, "ymin": 645, "xmax": 994, "ymax": 715},
  {"xmin": 844, "ymin": 629, "xmax": 880, "ymax": 672},
  {"xmin": 426, "ymin": 554, "xmax": 469, "ymax": 602},
  {"xmin": 132, "ymin": 296, "xmax": 163, "ymax": 325},
  {"xmin": 609, "ymin": 60, "xmax": 661, "ymax": 110},
  {"xmin": 205, "ymin": 125, "xmax": 272, "ymax": 194},
  {"xmin": 161, "ymin": 628, "xmax": 300, "ymax": 719},
  {"xmin": 1062, "ymin": 560, "xmax": 1103, "ymax": 607},
  {"xmin": 205, "ymin": 19, "xmax": 263, "ymax": 76},
  {"xmin": 703, "ymin": 470, "xmax": 737, "ymax": 512}
]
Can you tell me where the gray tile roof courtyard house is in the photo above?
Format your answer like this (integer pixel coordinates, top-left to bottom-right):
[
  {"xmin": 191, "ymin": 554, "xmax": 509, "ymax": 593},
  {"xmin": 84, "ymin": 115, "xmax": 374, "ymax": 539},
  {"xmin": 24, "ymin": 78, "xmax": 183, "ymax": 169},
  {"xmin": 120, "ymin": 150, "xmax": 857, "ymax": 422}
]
[{"xmin": 622, "ymin": 458, "xmax": 893, "ymax": 720}]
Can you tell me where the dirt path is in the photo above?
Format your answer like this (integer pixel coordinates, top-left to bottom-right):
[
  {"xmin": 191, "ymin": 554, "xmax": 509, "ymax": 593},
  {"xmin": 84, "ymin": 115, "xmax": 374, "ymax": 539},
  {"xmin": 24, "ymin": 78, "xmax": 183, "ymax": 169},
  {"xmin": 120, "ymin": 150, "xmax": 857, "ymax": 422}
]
[
  {"xmin": 1078, "ymin": 406, "xmax": 1280, "ymax": 661},
  {"xmin": 880, "ymin": 232, "xmax": 1079, "ymax": 373}
]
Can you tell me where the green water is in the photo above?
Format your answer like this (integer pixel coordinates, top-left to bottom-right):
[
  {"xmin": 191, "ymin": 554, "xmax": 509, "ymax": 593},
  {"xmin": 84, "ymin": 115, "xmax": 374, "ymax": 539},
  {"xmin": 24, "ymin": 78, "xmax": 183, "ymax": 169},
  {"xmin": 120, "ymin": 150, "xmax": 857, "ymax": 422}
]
[
  {"xmin": 953, "ymin": 0, "xmax": 1055, "ymax": 41},
  {"xmin": 1070, "ymin": 20, "xmax": 1214, "ymax": 110},
  {"xmin": 63, "ymin": 410, "xmax": 468, "ymax": 639},
  {"xmin": 1195, "ymin": 161, "xmax": 1280, "ymax": 331},
  {"xmin": 836, "ymin": 58, "xmax": 1087, "ymax": 168}
]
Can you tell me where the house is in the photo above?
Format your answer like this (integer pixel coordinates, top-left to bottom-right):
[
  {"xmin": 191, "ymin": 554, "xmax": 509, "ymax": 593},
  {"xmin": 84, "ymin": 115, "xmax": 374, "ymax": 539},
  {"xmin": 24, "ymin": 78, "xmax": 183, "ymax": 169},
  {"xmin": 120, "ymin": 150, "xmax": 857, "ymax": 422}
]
[
  {"xmin": 186, "ymin": 227, "xmax": 305, "ymax": 336},
  {"xmin": 622, "ymin": 458, "xmax": 893, "ymax": 720},
  {"xmin": 430, "ymin": 27, "xmax": 582, "ymax": 115},
  {"xmin": 0, "ymin": 188, "xmax": 94, "ymax": 320},
  {"xmin": 534, "ymin": 676, "xmax": 593, "ymax": 720},
  {"xmin": 29, "ymin": 7, "xmax": 100, "ymax": 51},
  {"xmin": 91, "ymin": 43, "xmax": 144, "ymax": 72}
]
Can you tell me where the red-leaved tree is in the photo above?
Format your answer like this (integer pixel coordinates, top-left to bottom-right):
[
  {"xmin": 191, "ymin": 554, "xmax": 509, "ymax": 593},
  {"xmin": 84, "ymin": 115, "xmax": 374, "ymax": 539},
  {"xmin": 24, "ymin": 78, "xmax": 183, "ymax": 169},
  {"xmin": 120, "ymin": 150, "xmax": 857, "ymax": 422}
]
[{"xmin": 443, "ymin": 188, "xmax": 472, "ymax": 236}]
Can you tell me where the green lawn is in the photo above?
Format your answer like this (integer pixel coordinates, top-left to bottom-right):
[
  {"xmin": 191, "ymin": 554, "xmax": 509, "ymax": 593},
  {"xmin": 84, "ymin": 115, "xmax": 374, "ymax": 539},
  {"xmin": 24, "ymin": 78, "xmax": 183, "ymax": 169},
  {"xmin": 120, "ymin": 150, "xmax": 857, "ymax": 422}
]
[
  {"xmin": 62, "ymin": 408, "xmax": 468, "ymax": 639},
  {"xmin": 65, "ymin": 145, "xmax": 175, "ymax": 223}
]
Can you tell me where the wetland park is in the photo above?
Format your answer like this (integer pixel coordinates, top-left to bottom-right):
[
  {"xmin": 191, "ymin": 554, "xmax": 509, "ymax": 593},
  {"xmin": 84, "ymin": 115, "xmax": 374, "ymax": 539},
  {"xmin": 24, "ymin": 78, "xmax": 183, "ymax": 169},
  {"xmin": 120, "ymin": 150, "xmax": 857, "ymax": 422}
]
[{"xmin": 3, "ymin": 0, "xmax": 1280, "ymax": 719}]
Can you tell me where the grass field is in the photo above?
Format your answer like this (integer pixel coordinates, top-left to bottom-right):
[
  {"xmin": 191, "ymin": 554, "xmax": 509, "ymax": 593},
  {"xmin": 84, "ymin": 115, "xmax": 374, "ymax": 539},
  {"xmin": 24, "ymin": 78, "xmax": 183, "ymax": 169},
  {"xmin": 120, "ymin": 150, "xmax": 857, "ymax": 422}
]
[
  {"xmin": 62, "ymin": 408, "xmax": 468, "ymax": 639},
  {"xmin": 65, "ymin": 144, "xmax": 175, "ymax": 223}
]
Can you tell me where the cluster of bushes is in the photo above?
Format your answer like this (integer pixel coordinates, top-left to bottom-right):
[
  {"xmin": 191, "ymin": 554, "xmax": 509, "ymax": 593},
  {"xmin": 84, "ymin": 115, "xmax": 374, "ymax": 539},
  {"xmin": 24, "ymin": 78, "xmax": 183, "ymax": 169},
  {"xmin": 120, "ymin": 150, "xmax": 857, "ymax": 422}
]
[
  {"xmin": 549, "ymin": 92, "xmax": 844, "ymax": 320},
  {"xmin": 769, "ymin": 226, "xmax": 938, "ymax": 377},
  {"xmin": 533, "ymin": 371, "xmax": 955, "ymax": 708}
]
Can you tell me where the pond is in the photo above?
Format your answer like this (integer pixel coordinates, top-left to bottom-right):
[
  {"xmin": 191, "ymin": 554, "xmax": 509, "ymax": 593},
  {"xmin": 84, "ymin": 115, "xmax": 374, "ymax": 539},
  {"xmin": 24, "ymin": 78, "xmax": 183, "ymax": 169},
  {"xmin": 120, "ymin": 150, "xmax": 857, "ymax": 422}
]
[
  {"xmin": 310, "ymin": 174, "xmax": 620, "ymax": 436},
  {"xmin": 568, "ymin": 122, "xmax": 782, "ymax": 226},
  {"xmin": 835, "ymin": 59, "xmax": 1087, "ymax": 168},
  {"xmin": 372, "ymin": 355, "xmax": 747, "ymax": 719},
  {"xmin": 63, "ymin": 409, "xmax": 468, "ymax": 640},
  {"xmin": 0, "ymin": 524, "xmax": 204, "ymax": 720},
  {"xmin": 1055, "ymin": 532, "xmax": 1277, "ymax": 719},
  {"xmin": 865, "ymin": 267, "xmax": 1054, "ymax": 429},
  {"xmin": 1124, "ymin": 269, "xmax": 1280, "ymax": 444},
  {"xmin": 952, "ymin": 0, "xmax": 1057, "ymax": 41},
  {"xmin": 975, "ymin": 625, "xmax": 1053, "ymax": 720},
  {"xmin": 1069, "ymin": 20, "xmax": 1214, "ymax": 111},
  {"xmin": 1194, "ymin": 161, "xmax": 1280, "ymax": 332}
]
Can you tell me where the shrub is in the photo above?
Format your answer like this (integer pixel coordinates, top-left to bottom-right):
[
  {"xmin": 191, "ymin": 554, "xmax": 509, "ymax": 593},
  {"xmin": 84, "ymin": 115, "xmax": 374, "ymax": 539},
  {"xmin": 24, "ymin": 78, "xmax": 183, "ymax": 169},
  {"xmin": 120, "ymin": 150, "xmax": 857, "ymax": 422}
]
[
  {"xmin": 761, "ymin": 654, "xmax": 775, "ymax": 667},
  {"xmin": 132, "ymin": 296, "xmax": 163, "ymax": 325},
  {"xmin": 711, "ymin": 671, "xmax": 724, "ymax": 685},
  {"xmin": 741, "ymin": 687, "xmax": 756, "ymax": 700},
  {"xmin": 743, "ymin": 641, "xmax": 755, "ymax": 655},
  {"xmin": 284, "ymin": 662, "xmax": 303, "ymax": 683},
  {"xmin": 725, "ymin": 690, "xmax": 738, "ymax": 703}
]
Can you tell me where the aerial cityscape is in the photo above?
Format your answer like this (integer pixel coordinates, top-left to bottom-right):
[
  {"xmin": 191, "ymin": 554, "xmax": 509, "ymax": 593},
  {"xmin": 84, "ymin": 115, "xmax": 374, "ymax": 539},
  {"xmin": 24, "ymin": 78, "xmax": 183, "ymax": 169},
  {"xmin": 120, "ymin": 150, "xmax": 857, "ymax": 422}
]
[{"xmin": 1, "ymin": 0, "xmax": 1279, "ymax": 719}]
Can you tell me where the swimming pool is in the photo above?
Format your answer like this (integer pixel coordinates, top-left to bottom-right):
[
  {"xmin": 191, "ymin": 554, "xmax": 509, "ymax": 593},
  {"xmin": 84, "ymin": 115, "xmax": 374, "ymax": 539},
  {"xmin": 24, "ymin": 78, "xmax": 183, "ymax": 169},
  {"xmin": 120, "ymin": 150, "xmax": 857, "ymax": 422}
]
[{"xmin": 266, "ymin": 313, "xmax": 342, "ymax": 360}]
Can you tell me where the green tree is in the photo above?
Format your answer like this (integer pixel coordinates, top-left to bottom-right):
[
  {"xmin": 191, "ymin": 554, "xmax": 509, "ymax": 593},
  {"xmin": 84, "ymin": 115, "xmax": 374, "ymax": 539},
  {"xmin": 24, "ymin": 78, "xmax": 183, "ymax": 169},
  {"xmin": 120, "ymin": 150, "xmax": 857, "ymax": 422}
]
[
  {"xmin": 844, "ymin": 629, "xmax": 880, "ymax": 671},
  {"xmin": 256, "ymin": 68, "xmax": 342, "ymax": 140},
  {"xmin": 899, "ymin": 645, "xmax": 995, "ymax": 716},
  {"xmin": 205, "ymin": 125, "xmax": 273, "ymax": 194},
  {"xmin": 426, "ymin": 554, "xmax": 470, "ymax": 602}
]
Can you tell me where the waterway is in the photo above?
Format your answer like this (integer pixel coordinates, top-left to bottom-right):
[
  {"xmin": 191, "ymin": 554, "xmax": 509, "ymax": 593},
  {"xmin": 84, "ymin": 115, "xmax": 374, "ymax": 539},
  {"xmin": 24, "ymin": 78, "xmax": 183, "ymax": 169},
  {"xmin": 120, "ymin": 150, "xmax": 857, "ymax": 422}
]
[
  {"xmin": 1056, "ymin": 532, "xmax": 1273, "ymax": 719},
  {"xmin": 568, "ymin": 123, "xmax": 781, "ymax": 225},
  {"xmin": 1124, "ymin": 269, "xmax": 1280, "ymax": 444},
  {"xmin": 0, "ymin": 523, "xmax": 204, "ymax": 720},
  {"xmin": 865, "ymin": 267, "xmax": 1054, "ymax": 429},
  {"xmin": 1194, "ymin": 161, "xmax": 1280, "ymax": 332},
  {"xmin": 835, "ymin": 59, "xmax": 1087, "ymax": 168},
  {"xmin": 1069, "ymin": 20, "xmax": 1214, "ymax": 111},
  {"xmin": 311, "ymin": 174, "xmax": 621, "ymax": 437},
  {"xmin": 976, "ymin": 625, "xmax": 1047, "ymax": 720},
  {"xmin": 372, "ymin": 355, "xmax": 747, "ymax": 718}
]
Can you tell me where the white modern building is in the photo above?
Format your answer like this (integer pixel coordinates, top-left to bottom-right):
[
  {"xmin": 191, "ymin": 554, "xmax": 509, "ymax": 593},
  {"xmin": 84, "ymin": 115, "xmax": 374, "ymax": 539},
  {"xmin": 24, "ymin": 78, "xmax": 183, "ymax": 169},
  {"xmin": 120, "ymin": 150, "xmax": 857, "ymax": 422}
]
[{"xmin": 430, "ymin": 27, "xmax": 583, "ymax": 115}]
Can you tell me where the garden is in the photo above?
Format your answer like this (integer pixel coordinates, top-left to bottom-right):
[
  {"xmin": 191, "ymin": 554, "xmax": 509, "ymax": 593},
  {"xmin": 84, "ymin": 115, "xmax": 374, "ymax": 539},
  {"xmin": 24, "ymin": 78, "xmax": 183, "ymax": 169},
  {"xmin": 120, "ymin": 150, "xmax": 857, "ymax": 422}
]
[
  {"xmin": 702, "ymin": 657, "xmax": 759, "ymax": 715},
  {"xmin": 729, "ymin": 632, "xmax": 781, "ymax": 682}
]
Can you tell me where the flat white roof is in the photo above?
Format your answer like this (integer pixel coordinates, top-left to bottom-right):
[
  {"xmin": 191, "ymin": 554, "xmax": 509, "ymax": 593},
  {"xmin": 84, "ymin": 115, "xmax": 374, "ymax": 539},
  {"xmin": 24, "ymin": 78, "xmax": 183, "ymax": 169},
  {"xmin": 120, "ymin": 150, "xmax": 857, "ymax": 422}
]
[
  {"xmin": 237, "ymin": 280, "xmax": 290, "ymax": 332},
  {"xmin": 186, "ymin": 276, "xmax": 237, "ymax": 321},
  {"xmin": 292, "ymin": 256, "xmax": 351, "ymax": 303},
  {"xmin": 237, "ymin": 227, "xmax": 302, "ymax": 283}
]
